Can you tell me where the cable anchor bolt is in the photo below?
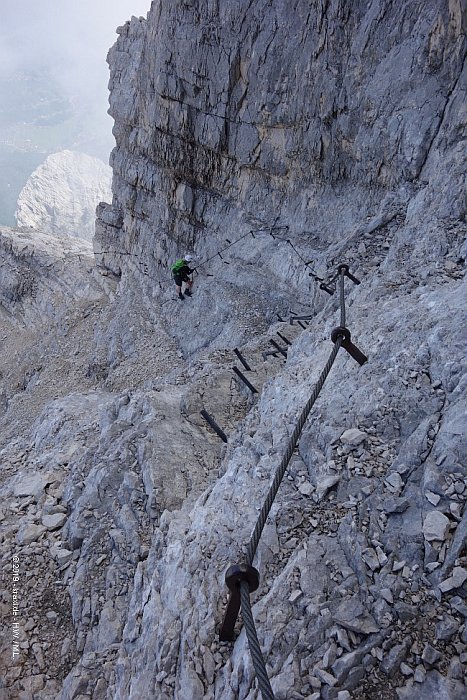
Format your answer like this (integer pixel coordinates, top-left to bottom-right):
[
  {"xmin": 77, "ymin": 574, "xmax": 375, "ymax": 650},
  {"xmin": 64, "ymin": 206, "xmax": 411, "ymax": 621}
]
[
  {"xmin": 319, "ymin": 282, "xmax": 335, "ymax": 295},
  {"xmin": 331, "ymin": 327, "xmax": 368, "ymax": 366},
  {"xmin": 219, "ymin": 563, "xmax": 260, "ymax": 642},
  {"xmin": 337, "ymin": 264, "xmax": 361, "ymax": 285}
]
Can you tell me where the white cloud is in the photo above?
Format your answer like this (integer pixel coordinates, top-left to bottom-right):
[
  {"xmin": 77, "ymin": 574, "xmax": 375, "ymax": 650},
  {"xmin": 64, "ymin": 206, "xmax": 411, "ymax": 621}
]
[{"xmin": 0, "ymin": 0, "xmax": 152, "ymax": 101}]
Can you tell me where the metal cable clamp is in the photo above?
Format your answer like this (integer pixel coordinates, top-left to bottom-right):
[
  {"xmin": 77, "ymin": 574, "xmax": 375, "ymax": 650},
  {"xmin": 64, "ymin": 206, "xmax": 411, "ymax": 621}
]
[
  {"xmin": 219, "ymin": 563, "xmax": 260, "ymax": 641},
  {"xmin": 331, "ymin": 326, "xmax": 367, "ymax": 365}
]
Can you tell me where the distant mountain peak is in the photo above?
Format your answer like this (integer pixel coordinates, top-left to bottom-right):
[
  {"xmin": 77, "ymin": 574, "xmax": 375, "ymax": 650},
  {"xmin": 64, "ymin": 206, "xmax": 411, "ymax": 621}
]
[{"xmin": 15, "ymin": 150, "xmax": 112, "ymax": 242}]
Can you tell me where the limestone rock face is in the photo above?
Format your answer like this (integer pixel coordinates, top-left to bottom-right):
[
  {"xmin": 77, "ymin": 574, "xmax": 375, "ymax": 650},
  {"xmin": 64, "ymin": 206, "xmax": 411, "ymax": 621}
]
[
  {"xmin": 96, "ymin": 2, "xmax": 465, "ymax": 278},
  {"xmin": 1, "ymin": 2, "xmax": 466, "ymax": 700},
  {"xmin": 0, "ymin": 226, "xmax": 105, "ymax": 326},
  {"xmin": 16, "ymin": 150, "xmax": 112, "ymax": 242}
]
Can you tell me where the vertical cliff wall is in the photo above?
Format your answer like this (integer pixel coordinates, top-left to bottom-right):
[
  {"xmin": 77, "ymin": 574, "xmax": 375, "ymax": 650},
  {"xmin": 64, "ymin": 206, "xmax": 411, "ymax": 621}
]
[{"xmin": 96, "ymin": 0, "xmax": 464, "ymax": 281}]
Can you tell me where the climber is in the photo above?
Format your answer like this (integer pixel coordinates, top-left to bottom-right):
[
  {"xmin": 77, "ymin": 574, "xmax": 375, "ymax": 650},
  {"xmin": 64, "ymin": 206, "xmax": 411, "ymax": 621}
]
[{"xmin": 171, "ymin": 254, "xmax": 195, "ymax": 300}]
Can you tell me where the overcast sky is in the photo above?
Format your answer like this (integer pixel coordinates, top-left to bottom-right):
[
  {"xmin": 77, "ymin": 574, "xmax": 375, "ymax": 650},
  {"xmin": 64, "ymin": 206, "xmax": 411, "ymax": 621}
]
[{"xmin": 0, "ymin": 0, "xmax": 152, "ymax": 101}]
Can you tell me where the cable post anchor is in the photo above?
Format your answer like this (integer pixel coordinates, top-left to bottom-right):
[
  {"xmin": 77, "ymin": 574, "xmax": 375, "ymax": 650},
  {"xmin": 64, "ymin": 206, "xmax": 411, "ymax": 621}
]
[
  {"xmin": 331, "ymin": 327, "xmax": 368, "ymax": 366},
  {"xmin": 337, "ymin": 264, "xmax": 361, "ymax": 285},
  {"xmin": 219, "ymin": 563, "xmax": 260, "ymax": 641},
  {"xmin": 319, "ymin": 281, "xmax": 335, "ymax": 295}
]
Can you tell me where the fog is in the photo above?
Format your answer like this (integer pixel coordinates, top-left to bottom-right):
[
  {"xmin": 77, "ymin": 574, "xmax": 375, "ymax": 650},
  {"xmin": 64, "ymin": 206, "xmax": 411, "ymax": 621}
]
[
  {"xmin": 0, "ymin": 0, "xmax": 152, "ymax": 225},
  {"xmin": 0, "ymin": 0, "xmax": 151, "ymax": 103}
]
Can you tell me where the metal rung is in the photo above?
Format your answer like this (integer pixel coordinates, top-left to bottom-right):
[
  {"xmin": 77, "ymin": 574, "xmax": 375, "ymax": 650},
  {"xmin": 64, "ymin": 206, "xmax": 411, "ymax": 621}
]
[
  {"xmin": 200, "ymin": 410, "xmax": 228, "ymax": 443},
  {"xmin": 233, "ymin": 348, "xmax": 252, "ymax": 372},
  {"xmin": 276, "ymin": 331, "xmax": 292, "ymax": 346},
  {"xmin": 269, "ymin": 339, "xmax": 288, "ymax": 358},
  {"xmin": 262, "ymin": 350, "xmax": 281, "ymax": 360},
  {"xmin": 232, "ymin": 367, "xmax": 258, "ymax": 393}
]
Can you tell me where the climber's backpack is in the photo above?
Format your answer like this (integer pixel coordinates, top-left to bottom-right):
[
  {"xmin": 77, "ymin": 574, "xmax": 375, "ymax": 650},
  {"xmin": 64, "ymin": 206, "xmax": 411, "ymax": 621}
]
[{"xmin": 171, "ymin": 259, "xmax": 186, "ymax": 273}]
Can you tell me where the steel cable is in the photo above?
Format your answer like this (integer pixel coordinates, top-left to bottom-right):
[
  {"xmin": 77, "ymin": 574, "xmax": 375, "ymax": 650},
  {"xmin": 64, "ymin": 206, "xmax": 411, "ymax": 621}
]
[
  {"xmin": 193, "ymin": 224, "xmax": 288, "ymax": 273},
  {"xmin": 245, "ymin": 337, "xmax": 342, "ymax": 565},
  {"xmin": 284, "ymin": 239, "xmax": 322, "ymax": 281},
  {"xmin": 222, "ymin": 269, "xmax": 358, "ymax": 699},
  {"xmin": 193, "ymin": 230, "xmax": 253, "ymax": 272},
  {"xmin": 239, "ymin": 338, "xmax": 342, "ymax": 700},
  {"xmin": 98, "ymin": 226, "xmax": 333, "ymax": 296},
  {"xmin": 339, "ymin": 266, "xmax": 346, "ymax": 328},
  {"xmin": 194, "ymin": 225, "xmax": 325, "ymax": 287},
  {"xmin": 240, "ymin": 581, "xmax": 275, "ymax": 700}
]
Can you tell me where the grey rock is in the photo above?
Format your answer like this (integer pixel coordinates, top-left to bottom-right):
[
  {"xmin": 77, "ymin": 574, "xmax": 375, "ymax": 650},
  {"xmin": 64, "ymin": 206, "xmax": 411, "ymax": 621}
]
[
  {"xmin": 380, "ymin": 588, "xmax": 394, "ymax": 604},
  {"xmin": 42, "ymin": 513, "xmax": 67, "ymax": 530},
  {"xmin": 340, "ymin": 429, "xmax": 366, "ymax": 446},
  {"xmin": 298, "ymin": 481, "xmax": 314, "ymax": 496},
  {"xmin": 422, "ymin": 511, "xmax": 451, "ymax": 542},
  {"xmin": 16, "ymin": 524, "xmax": 47, "ymax": 545},
  {"xmin": 383, "ymin": 496, "xmax": 411, "ymax": 514},
  {"xmin": 436, "ymin": 508, "xmax": 467, "ymax": 580},
  {"xmin": 400, "ymin": 662, "xmax": 413, "ymax": 676},
  {"xmin": 321, "ymin": 690, "xmax": 338, "ymax": 700},
  {"xmin": 92, "ymin": 679, "xmax": 108, "ymax": 700},
  {"xmin": 426, "ymin": 562, "xmax": 441, "ymax": 573},
  {"xmin": 385, "ymin": 472, "xmax": 404, "ymax": 492},
  {"xmin": 439, "ymin": 567, "xmax": 467, "ymax": 593},
  {"xmin": 414, "ymin": 665, "xmax": 426, "ymax": 683},
  {"xmin": 425, "ymin": 490, "xmax": 441, "ymax": 506},
  {"xmin": 13, "ymin": 473, "xmax": 50, "ymax": 499},
  {"xmin": 393, "ymin": 560, "xmax": 407, "ymax": 572},
  {"xmin": 289, "ymin": 589, "xmax": 303, "ymax": 603},
  {"xmin": 331, "ymin": 633, "xmax": 383, "ymax": 685},
  {"xmin": 332, "ymin": 596, "xmax": 379, "ymax": 635},
  {"xmin": 395, "ymin": 603, "xmax": 418, "ymax": 623},
  {"xmin": 447, "ymin": 658, "xmax": 464, "ymax": 681},
  {"xmin": 449, "ymin": 502, "xmax": 462, "ymax": 520},
  {"xmin": 395, "ymin": 671, "xmax": 465, "ymax": 700},
  {"xmin": 435, "ymin": 615, "xmax": 459, "ymax": 642},
  {"xmin": 381, "ymin": 640, "xmax": 410, "ymax": 677},
  {"xmin": 361, "ymin": 547, "xmax": 380, "ymax": 571},
  {"xmin": 449, "ymin": 596, "xmax": 467, "ymax": 618},
  {"xmin": 342, "ymin": 665, "xmax": 365, "ymax": 691},
  {"xmin": 97, "ymin": 602, "xmax": 124, "ymax": 647},
  {"xmin": 421, "ymin": 644, "xmax": 442, "ymax": 667},
  {"xmin": 50, "ymin": 546, "xmax": 73, "ymax": 566},
  {"xmin": 316, "ymin": 475, "xmax": 341, "ymax": 501},
  {"xmin": 315, "ymin": 668, "xmax": 337, "ymax": 687}
]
